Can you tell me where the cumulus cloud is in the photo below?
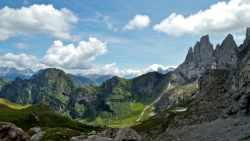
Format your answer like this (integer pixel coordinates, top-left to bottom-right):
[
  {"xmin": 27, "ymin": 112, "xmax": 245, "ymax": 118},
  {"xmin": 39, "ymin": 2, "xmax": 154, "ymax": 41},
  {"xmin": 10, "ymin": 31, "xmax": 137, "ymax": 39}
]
[
  {"xmin": 153, "ymin": 0, "xmax": 250, "ymax": 36},
  {"xmin": 123, "ymin": 14, "xmax": 150, "ymax": 30},
  {"xmin": 0, "ymin": 4, "xmax": 78, "ymax": 40},
  {"xmin": 14, "ymin": 43, "xmax": 29, "ymax": 49},
  {"xmin": 40, "ymin": 38, "xmax": 107, "ymax": 69},
  {"xmin": 0, "ymin": 53, "xmax": 45, "ymax": 70}
]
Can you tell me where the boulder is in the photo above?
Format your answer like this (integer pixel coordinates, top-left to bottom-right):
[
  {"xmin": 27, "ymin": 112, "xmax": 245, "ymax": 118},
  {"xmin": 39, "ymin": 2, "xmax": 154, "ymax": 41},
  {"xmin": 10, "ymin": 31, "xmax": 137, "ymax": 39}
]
[
  {"xmin": 29, "ymin": 127, "xmax": 45, "ymax": 141},
  {"xmin": 0, "ymin": 122, "xmax": 31, "ymax": 141},
  {"xmin": 114, "ymin": 128, "xmax": 143, "ymax": 141}
]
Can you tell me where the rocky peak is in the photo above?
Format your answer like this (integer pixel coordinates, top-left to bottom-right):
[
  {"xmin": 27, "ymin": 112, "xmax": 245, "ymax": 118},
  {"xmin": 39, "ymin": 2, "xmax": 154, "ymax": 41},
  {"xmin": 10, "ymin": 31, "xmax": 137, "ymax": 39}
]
[
  {"xmin": 194, "ymin": 35, "xmax": 213, "ymax": 64},
  {"xmin": 184, "ymin": 47, "xmax": 194, "ymax": 62},
  {"xmin": 172, "ymin": 35, "xmax": 214, "ymax": 86},
  {"xmin": 214, "ymin": 34, "xmax": 239, "ymax": 69},
  {"xmin": 200, "ymin": 35, "xmax": 210, "ymax": 44},
  {"xmin": 243, "ymin": 27, "xmax": 250, "ymax": 44},
  {"xmin": 221, "ymin": 34, "xmax": 237, "ymax": 50},
  {"xmin": 157, "ymin": 67, "xmax": 164, "ymax": 74}
]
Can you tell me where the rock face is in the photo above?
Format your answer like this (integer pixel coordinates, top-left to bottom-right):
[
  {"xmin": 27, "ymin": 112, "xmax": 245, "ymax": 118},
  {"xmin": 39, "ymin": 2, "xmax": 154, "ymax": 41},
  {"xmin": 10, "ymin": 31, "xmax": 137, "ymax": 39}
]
[
  {"xmin": 143, "ymin": 28, "xmax": 250, "ymax": 141},
  {"xmin": 172, "ymin": 34, "xmax": 239, "ymax": 86},
  {"xmin": 214, "ymin": 34, "xmax": 239, "ymax": 69},
  {"xmin": 172, "ymin": 35, "xmax": 214, "ymax": 86},
  {"xmin": 176, "ymin": 69, "xmax": 231, "ymax": 125},
  {"xmin": 154, "ymin": 33, "xmax": 240, "ymax": 114},
  {"xmin": 114, "ymin": 128, "xmax": 143, "ymax": 141},
  {"xmin": 173, "ymin": 28, "xmax": 250, "ymax": 125},
  {"xmin": 225, "ymin": 27, "xmax": 250, "ymax": 116},
  {"xmin": 0, "ymin": 122, "xmax": 31, "ymax": 141},
  {"xmin": 0, "ymin": 77, "xmax": 6, "ymax": 91}
]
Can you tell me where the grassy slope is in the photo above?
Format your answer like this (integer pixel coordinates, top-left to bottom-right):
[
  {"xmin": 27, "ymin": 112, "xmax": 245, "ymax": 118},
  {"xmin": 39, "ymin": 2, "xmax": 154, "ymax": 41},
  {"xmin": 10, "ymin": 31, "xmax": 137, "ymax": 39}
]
[
  {"xmin": 132, "ymin": 100, "xmax": 195, "ymax": 139},
  {"xmin": 0, "ymin": 98, "xmax": 31, "ymax": 109},
  {"xmin": 0, "ymin": 98, "xmax": 103, "ymax": 140},
  {"xmin": 132, "ymin": 83, "xmax": 198, "ymax": 137},
  {"xmin": 79, "ymin": 72, "xmax": 173, "ymax": 127}
]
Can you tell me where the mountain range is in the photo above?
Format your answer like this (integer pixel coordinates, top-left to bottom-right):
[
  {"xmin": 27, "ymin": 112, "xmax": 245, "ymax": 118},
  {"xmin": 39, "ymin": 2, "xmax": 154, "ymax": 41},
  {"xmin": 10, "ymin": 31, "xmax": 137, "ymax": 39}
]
[
  {"xmin": 0, "ymin": 66, "xmax": 175, "ymax": 86},
  {"xmin": 0, "ymin": 28, "xmax": 250, "ymax": 140},
  {"xmin": 0, "ymin": 67, "xmax": 173, "ymax": 126}
]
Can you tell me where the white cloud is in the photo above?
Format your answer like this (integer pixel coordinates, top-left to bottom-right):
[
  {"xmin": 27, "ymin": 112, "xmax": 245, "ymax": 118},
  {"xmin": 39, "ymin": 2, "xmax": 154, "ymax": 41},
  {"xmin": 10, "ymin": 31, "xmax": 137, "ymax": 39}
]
[
  {"xmin": 0, "ymin": 53, "xmax": 45, "ymax": 70},
  {"xmin": 40, "ymin": 38, "xmax": 107, "ymax": 69},
  {"xmin": 14, "ymin": 43, "xmax": 29, "ymax": 49},
  {"xmin": 153, "ymin": 0, "xmax": 250, "ymax": 36},
  {"xmin": 0, "ymin": 4, "xmax": 78, "ymax": 40},
  {"xmin": 104, "ymin": 15, "xmax": 113, "ymax": 30},
  {"xmin": 123, "ymin": 14, "xmax": 150, "ymax": 30}
]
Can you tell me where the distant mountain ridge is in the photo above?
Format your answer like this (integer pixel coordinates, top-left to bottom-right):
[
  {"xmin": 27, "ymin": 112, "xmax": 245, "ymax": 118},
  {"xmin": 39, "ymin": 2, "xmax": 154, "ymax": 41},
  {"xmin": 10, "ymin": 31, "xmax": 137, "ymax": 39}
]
[
  {"xmin": 0, "ymin": 66, "xmax": 175, "ymax": 86},
  {"xmin": 0, "ymin": 67, "xmax": 36, "ymax": 81}
]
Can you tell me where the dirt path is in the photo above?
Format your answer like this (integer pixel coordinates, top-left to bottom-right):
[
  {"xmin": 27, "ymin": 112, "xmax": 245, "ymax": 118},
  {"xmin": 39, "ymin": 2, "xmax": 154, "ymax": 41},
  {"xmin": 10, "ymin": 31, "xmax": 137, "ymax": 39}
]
[{"xmin": 136, "ymin": 83, "xmax": 171, "ymax": 121}]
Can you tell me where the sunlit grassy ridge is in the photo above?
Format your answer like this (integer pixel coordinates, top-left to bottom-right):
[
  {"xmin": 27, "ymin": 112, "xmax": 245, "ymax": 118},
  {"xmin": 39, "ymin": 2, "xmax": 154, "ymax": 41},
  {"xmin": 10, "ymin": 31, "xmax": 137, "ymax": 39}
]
[{"xmin": 0, "ymin": 98, "xmax": 30, "ymax": 109}]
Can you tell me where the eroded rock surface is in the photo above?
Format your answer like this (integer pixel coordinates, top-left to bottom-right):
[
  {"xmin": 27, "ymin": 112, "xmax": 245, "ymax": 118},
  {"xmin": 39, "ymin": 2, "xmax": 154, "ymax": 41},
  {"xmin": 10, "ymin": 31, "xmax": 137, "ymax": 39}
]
[
  {"xmin": 0, "ymin": 122, "xmax": 31, "ymax": 141},
  {"xmin": 69, "ymin": 128, "xmax": 143, "ymax": 141}
]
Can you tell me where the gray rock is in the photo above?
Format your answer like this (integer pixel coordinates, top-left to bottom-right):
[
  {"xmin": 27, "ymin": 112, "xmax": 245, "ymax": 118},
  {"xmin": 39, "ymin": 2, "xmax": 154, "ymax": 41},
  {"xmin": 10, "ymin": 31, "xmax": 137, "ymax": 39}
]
[
  {"xmin": 70, "ymin": 128, "xmax": 143, "ymax": 141},
  {"xmin": 114, "ymin": 128, "xmax": 143, "ymax": 141},
  {"xmin": 30, "ymin": 127, "xmax": 45, "ymax": 141},
  {"xmin": 101, "ymin": 128, "xmax": 117, "ymax": 138},
  {"xmin": 156, "ymin": 32, "xmax": 240, "ymax": 114},
  {"xmin": 69, "ymin": 135, "xmax": 88, "ymax": 141},
  {"xmin": 214, "ymin": 34, "xmax": 239, "ymax": 69},
  {"xmin": 88, "ymin": 130, "xmax": 96, "ymax": 135},
  {"xmin": 0, "ymin": 122, "xmax": 31, "ymax": 141},
  {"xmin": 31, "ymin": 132, "xmax": 45, "ymax": 141},
  {"xmin": 29, "ymin": 127, "xmax": 41, "ymax": 133}
]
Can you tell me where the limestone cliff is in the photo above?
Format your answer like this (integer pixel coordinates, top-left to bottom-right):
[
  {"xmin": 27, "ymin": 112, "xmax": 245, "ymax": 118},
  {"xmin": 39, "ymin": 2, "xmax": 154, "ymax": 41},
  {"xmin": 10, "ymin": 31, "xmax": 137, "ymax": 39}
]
[{"xmin": 155, "ymin": 32, "xmax": 240, "ymax": 114}]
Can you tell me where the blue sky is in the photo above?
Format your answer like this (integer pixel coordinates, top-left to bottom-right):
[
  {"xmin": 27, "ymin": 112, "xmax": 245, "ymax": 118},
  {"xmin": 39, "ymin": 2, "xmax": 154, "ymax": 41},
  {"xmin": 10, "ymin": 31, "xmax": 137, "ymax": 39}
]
[{"xmin": 0, "ymin": 0, "xmax": 249, "ymax": 76}]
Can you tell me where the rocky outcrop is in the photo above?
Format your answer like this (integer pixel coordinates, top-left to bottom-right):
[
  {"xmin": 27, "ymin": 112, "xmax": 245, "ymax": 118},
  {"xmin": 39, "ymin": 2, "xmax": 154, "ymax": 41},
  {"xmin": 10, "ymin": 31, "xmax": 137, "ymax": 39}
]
[
  {"xmin": 172, "ymin": 28, "xmax": 250, "ymax": 125},
  {"xmin": 154, "ymin": 33, "xmax": 240, "ymax": 115},
  {"xmin": 0, "ymin": 77, "xmax": 6, "ymax": 91},
  {"xmin": 29, "ymin": 127, "xmax": 45, "ymax": 141},
  {"xmin": 114, "ymin": 128, "xmax": 143, "ymax": 141},
  {"xmin": 225, "ymin": 27, "xmax": 250, "ymax": 116},
  {"xmin": 172, "ymin": 34, "xmax": 239, "ymax": 86},
  {"xmin": 172, "ymin": 35, "xmax": 214, "ymax": 86},
  {"xmin": 69, "ymin": 128, "xmax": 143, "ymax": 141},
  {"xmin": 174, "ymin": 69, "xmax": 230, "ymax": 125},
  {"xmin": 214, "ymin": 34, "xmax": 239, "ymax": 69},
  {"xmin": 154, "ymin": 84, "xmax": 197, "ymax": 112},
  {"xmin": 0, "ymin": 122, "xmax": 31, "ymax": 141}
]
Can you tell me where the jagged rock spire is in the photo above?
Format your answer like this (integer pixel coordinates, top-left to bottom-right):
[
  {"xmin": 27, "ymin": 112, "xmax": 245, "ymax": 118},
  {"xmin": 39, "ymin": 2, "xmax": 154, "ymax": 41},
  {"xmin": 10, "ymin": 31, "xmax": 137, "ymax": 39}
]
[
  {"xmin": 184, "ymin": 47, "xmax": 194, "ymax": 62},
  {"xmin": 243, "ymin": 27, "xmax": 250, "ymax": 44},
  {"xmin": 214, "ymin": 34, "xmax": 239, "ymax": 69},
  {"xmin": 194, "ymin": 35, "xmax": 213, "ymax": 64}
]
